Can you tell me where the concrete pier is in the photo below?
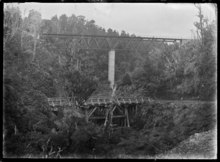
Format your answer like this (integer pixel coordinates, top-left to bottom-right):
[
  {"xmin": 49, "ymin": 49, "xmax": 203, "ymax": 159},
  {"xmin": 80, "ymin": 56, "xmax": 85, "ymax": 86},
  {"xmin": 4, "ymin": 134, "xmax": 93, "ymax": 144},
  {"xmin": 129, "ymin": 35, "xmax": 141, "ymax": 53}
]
[{"xmin": 108, "ymin": 50, "xmax": 115, "ymax": 88}]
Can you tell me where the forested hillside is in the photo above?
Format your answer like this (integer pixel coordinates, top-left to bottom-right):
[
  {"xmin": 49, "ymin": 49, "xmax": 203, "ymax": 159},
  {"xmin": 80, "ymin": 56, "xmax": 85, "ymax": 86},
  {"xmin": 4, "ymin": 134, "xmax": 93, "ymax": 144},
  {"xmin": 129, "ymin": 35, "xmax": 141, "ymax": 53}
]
[{"xmin": 3, "ymin": 4, "xmax": 217, "ymax": 158}]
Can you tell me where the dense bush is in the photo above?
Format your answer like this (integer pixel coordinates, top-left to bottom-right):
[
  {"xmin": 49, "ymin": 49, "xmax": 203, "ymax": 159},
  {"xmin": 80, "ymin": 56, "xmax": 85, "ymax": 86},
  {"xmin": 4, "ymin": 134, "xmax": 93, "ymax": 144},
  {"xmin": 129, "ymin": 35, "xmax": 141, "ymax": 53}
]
[{"xmin": 117, "ymin": 102, "xmax": 216, "ymax": 156}]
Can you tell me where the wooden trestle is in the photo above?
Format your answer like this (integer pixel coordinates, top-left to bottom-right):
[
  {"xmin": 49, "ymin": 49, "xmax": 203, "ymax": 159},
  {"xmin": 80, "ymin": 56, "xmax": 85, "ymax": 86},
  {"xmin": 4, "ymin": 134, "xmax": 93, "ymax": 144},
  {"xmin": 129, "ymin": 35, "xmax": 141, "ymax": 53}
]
[{"xmin": 47, "ymin": 97, "xmax": 150, "ymax": 127}]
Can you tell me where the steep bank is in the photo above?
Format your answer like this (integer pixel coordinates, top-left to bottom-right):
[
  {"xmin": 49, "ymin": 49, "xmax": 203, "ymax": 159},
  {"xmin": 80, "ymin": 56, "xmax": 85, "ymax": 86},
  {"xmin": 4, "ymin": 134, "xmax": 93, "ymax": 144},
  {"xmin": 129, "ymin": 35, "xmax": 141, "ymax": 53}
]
[
  {"xmin": 112, "ymin": 101, "xmax": 217, "ymax": 158},
  {"xmin": 156, "ymin": 128, "xmax": 217, "ymax": 159}
]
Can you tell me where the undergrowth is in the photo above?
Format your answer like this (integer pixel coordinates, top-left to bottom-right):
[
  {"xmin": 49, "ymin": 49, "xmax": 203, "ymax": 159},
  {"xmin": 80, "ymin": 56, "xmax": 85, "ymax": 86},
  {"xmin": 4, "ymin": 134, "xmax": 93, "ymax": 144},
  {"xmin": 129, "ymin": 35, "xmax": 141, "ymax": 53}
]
[
  {"xmin": 4, "ymin": 102, "xmax": 216, "ymax": 158},
  {"xmin": 115, "ymin": 102, "xmax": 216, "ymax": 157}
]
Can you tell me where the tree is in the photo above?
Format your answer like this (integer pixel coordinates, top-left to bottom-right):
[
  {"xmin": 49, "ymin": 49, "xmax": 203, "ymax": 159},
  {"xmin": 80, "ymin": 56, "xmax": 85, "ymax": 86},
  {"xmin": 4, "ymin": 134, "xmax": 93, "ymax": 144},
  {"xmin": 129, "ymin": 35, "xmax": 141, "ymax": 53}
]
[
  {"xmin": 120, "ymin": 30, "xmax": 127, "ymax": 37},
  {"xmin": 59, "ymin": 14, "xmax": 68, "ymax": 33},
  {"xmin": 22, "ymin": 9, "xmax": 42, "ymax": 61},
  {"xmin": 64, "ymin": 71, "xmax": 98, "ymax": 105},
  {"xmin": 4, "ymin": 4, "xmax": 22, "ymax": 52}
]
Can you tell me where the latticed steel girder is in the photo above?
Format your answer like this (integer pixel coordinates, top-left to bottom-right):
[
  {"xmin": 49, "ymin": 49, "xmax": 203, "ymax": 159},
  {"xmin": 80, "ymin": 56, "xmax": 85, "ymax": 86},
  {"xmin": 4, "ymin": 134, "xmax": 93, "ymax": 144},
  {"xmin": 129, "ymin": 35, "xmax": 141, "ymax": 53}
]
[{"xmin": 40, "ymin": 34, "xmax": 189, "ymax": 51}]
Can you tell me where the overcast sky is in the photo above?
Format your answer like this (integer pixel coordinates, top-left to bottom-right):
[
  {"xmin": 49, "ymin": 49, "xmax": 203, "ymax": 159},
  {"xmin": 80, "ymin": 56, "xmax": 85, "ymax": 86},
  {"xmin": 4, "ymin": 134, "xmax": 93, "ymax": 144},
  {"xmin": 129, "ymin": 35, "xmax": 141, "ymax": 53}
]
[{"xmin": 17, "ymin": 3, "xmax": 216, "ymax": 39}]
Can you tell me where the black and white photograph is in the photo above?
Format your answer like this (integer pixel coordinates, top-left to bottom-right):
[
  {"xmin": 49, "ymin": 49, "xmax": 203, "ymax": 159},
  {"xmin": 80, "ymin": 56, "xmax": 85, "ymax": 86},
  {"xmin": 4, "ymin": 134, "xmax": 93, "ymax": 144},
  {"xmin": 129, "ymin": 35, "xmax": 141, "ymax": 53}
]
[{"xmin": 3, "ymin": 2, "xmax": 217, "ymax": 159}]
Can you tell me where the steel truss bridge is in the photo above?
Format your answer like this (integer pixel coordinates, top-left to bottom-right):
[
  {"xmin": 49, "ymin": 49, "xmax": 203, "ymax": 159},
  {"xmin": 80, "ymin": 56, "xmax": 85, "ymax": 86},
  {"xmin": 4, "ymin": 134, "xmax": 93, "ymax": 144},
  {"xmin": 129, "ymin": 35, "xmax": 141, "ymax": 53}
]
[{"xmin": 41, "ymin": 34, "xmax": 189, "ymax": 52}]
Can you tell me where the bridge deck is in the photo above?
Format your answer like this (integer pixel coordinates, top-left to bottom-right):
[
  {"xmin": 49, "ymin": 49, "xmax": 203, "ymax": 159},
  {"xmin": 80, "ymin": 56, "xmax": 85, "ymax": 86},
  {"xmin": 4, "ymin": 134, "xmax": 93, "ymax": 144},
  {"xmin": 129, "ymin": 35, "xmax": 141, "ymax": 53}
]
[
  {"xmin": 85, "ymin": 97, "xmax": 147, "ymax": 106},
  {"xmin": 47, "ymin": 97, "xmax": 73, "ymax": 107},
  {"xmin": 47, "ymin": 97, "xmax": 150, "ymax": 107}
]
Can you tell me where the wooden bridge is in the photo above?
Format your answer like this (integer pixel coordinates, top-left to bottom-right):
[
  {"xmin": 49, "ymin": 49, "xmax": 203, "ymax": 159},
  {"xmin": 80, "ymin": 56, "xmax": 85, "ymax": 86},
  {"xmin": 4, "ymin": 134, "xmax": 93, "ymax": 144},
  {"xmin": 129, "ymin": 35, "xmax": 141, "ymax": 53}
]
[{"xmin": 47, "ymin": 97, "xmax": 152, "ymax": 127}]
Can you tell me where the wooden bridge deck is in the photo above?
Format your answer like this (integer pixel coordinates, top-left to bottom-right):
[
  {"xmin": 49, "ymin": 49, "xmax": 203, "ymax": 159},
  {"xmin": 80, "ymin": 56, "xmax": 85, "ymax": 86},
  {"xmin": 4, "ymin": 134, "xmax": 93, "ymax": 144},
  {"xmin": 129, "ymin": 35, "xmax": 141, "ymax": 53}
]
[
  {"xmin": 47, "ymin": 97, "xmax": 150, "ymax": 107},
  {"xmin": 85, "ymin": 97, "xmax": 149, "ymax": 106},
  {"xmin": 47, "ymin": 97, "xmax": 73, "ymax": 107}
]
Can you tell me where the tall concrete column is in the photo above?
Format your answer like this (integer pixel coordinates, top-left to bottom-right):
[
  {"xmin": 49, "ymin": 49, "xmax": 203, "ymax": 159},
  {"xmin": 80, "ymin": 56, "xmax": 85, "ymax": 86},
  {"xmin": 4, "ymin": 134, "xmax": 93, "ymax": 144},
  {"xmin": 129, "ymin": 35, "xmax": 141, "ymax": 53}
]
[
  {"xmin": 180, "ymin": 40, "xmax": 182, "ymax": 46},
  {"xmin": 108, "ymin": 50, "xmax": 115, "ymax": 89}
]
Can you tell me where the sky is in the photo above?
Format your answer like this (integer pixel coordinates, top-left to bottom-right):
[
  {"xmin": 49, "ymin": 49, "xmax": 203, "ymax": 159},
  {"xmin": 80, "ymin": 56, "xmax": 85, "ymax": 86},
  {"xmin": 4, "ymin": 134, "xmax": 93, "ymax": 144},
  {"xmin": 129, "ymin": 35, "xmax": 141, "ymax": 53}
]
[{"xmin": 16, "ymin": 3, "xmax": 216, "ymax": 39}]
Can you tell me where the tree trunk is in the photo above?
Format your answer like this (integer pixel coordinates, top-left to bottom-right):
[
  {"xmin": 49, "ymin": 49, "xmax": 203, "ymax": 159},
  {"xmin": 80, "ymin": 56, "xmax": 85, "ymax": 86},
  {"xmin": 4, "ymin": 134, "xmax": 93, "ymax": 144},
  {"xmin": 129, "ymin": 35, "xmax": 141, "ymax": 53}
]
[
  {"xmin": 32, "ymin": 32, "xmax": 37, "ymax": 61},
  {"xmin": 104, "ymin": 84, "xmax": 117, "ymax": 134},
  {"xmin": 85, "ymin": 108, "xmax": 88, "ymax": 123}
]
